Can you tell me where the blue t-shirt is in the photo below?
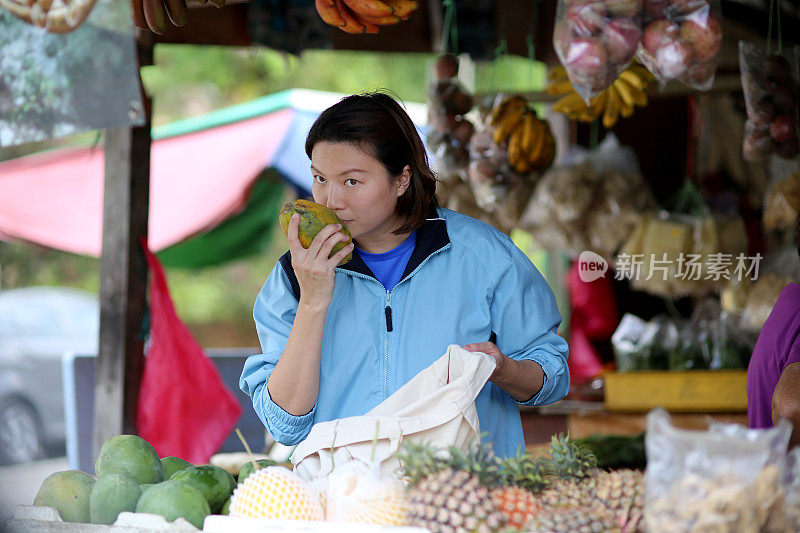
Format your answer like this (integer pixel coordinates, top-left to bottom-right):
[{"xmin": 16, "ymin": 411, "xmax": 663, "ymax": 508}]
[{"xmin": 355, "ymin": 231, "xmax": 417, "ymax": 291}]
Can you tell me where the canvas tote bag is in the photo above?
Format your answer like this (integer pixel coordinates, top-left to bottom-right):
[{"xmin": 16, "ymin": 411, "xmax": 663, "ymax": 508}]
[{"xmin": 291, "ymin": 344, "xmax": 496, "ymax": 482}]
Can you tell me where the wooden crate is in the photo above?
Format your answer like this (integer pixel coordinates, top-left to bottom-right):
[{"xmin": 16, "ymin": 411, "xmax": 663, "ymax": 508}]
[{"xmin": 604, "ymin": 371, "xmax": 748, "ymax": 412}]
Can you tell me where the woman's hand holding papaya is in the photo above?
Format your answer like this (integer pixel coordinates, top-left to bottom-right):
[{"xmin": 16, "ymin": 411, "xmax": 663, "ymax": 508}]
[{"xmin": 287, "ymin": 213, "xmax": 354, "ymax": 310}]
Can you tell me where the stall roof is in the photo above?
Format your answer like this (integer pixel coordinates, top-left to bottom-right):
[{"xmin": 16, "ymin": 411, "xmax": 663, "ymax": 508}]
[{"xmin": 0, "ymin": 89, "xmax": 427, "ymax": 256}]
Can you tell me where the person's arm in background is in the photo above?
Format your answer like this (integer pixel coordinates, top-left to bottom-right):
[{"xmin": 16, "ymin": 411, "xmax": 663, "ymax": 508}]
[{"xmin": 772, "ymin": 361, "xmax": 800, "ymax": 448}]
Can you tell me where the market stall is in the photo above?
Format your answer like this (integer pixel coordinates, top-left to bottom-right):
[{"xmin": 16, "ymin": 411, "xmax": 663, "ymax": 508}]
[{"xmin": 2, "ymin": 0, "xmax": 800, "ymax": 531}]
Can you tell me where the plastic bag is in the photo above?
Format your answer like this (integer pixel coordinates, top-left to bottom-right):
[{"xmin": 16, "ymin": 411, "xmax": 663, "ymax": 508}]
[
  {"xmin": 637, "ymin": 0, "xmax": 723, "ymax": 89},
  {"xmin": 785, "ymin": 448, "xmax": 800, "ymax": 530},
  {"xmin": 137, "ymin": 239, "xmax": 243, "ymax": 464},
  {"xmin": 553, "ymin": 0, "xmax": 642, "ymax": 101},
  {"xmin": 740, "ymin": 42, "xmax": 800, "ymax": 161},
  {"xmin": 465, "ymin": 96, "xmax": 539, "ymax": 229},
  {"xmin": 519, "ymin": 134, "xmax": 654, "ymax": 259},
  {"xmin": 612, "ymin": 314, "xmax": 676, "ymax": 371},
  {"xmin": 644, "ymin": 408, "xmax": 793, "ymax": 532},
  {"xmin": 763, "ymin": 162, "xmax": 800, "ymax": 231}
]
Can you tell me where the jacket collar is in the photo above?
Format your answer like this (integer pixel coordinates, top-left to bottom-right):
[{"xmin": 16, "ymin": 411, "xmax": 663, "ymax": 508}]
[{"xmin": 338, "ymin": 203, "xmax": 450, "ymax": 281}]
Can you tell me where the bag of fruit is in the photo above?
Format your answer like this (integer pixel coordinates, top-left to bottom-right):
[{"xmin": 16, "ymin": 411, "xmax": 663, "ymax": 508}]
[
  {"xmin": 740, "ymin": 41, "xmax": 800, "ymax": 161},
  {"xmin": 290, "ymin": 345, "xmax": 495, "ymax": 483},
  {"xmin": 637, "ymin": 0, "xmax": 723, "ymax": 90},
  {"xmin": 553, "ymin": 0, "xmax": 644, "ymax": 101}
]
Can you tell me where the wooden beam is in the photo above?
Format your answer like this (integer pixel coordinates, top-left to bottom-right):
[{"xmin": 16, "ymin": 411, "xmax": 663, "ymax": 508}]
[{"xmin": 93, "ymin": 38, "xmax": 153, "ymax": 454}]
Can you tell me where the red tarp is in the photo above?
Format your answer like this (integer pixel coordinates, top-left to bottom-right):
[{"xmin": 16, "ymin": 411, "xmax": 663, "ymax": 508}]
[{"xmin": 0, "ymin": 110, "xmax": 294, "ymax": 255}]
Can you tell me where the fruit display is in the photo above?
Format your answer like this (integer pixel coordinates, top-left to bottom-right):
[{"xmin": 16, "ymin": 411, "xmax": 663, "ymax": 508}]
[
  {"xmin": 519, "ymin": 135, "xmax": 655, "ymax": 260},
  {"xmin": 314, "ymin": 0, "xmax": 419, "ymax": 34},
  {"xmin": 28, "ymin": 433, "xmax": 256, "ymax": 528},
  {"xmin": 279, "ymin": 199, "xmax": 353, "ymax": 265},
  {"xmin": 553, "ymin": 0, "xmax": 644, "ymax": 101},
  {"xmin": 228, "ymin": 465, "xmax": 324, "ymax": 520},
  {"xmin": 325, "ymin": 460, "xmax": 408, "ymax": 524},
  {"xmin": 547, "ymin": 63, "xmax": 655, "ymax": 128},
  {"xmin": 740, "ymin": 42, "xmax": 800, "ymax": 161},
  {"xmin": 0, "ymin": 0, "xmax": 97, "ymax": 32},
  {"xmin": 636, "ymin": 0, "xmax": 723, "ymax": 89}
]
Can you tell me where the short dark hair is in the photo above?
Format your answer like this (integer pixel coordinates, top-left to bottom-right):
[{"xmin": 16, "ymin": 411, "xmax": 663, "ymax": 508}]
[{"xmin": 305, "ymin": 91, "xmax": 439, "ymax": 235}]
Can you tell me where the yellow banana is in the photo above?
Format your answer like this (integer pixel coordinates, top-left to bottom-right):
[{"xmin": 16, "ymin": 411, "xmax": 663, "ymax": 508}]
[
  {"xmin": 546, "ymin": 79, "xmax": 574, "ymax": 96},
  {"xmin": 613, "ymin": 77, "xmax": 637, "ymax": 109},
  {"xmin": 316, "ymin": 0, "xmax": 346, "ymax": 26},
  {"xmin": 526, "ymin": 117, "xmax": 547, "ymax": 164},
  {"xmin": 491, "ymin": 96, "xmax": 527, "ymax": 126},
  {"xmin": 382, "ymin": 0, "xmax": 417, "ymax": 18},
  {"xmin": 618, "ymin": 69, "xmax": 646, "ymax": 91},
  {"xmin": 603, "ymin": 85, "xmax": 621, "ymax": 128},
  {"xmin": 548, "ymin": 65, "xmax": 567, "ymax": 81},
  {"xmin": 507, "ymin": 123, "xmax": 525, "ymax": 172},
  {"xmin": 492, "ymin": 106, "xmax": 525, "ymax": 145},
  {"xmin": 619, "ymin": 96, "xmax": 635, "ymax": 118},
  {"xmin": 553, "ymin": 92, "xmax": 586, "ymax": 114},
  {"xmin": 536, "ymin": 133, "xmax": 556, "ymax": 169},
  {"xmin": 335, "ymin": 0, "xmax": 366, "ymax": 32},
  {"xmin": 343, "ymin": 0, "xmax": 392, "ymax": 17},
  {"xmin": 519, "ymin": 113, "xmax": 535, "ymax": 155}
]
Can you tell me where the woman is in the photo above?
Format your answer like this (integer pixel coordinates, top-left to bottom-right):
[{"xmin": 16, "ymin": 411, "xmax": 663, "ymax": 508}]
[
  {"xmin": 240, "ymin": 92, "xmax": 569, "ymax": 458},
  {"xmin": 747, "ymin": 210, "xmax": 800, "ymax": 448}
]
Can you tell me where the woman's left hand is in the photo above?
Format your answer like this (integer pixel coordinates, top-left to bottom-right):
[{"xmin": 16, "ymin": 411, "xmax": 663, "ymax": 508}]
[
  {"xmin": 462, "ymin": 341, "xmax": 544, "ymax": 402},
  {"xmin": 462, "ymin": 341, "xmax": 512, "ymax": 382}
]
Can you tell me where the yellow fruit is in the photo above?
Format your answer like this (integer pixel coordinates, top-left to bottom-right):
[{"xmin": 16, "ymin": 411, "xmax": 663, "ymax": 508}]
[
  {"xmin": 229, "ymin": 466, "xmax": 324, "ymax": 520},
  {"xmin": 326, "ymin": 463, "xmax": 408, "ymax": 525},
  {"xmin": 279, "ymin": 199, "xmax": 353, "ymax": 265}
]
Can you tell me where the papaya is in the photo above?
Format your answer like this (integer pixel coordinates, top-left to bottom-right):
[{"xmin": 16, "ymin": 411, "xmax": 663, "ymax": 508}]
[
  {"xmin": 160, "ymin": 456, "xmax": 193, "ymax": 479},
  {"xmin": 279, "ymin": 199, "xmax": 353, "ymax": 265},
  {"xmin": 170, "ymin": 465, "xmax": 236, "ymax": 514},
  {"xmin": 238, "ymin": 459, "xmax": 277, "ymax": 485},
  {"xmin": 89, "ymin": 473, "xmax": 141, "ymax": 525},
  {"xmin": 135, "ymin": 480, "xmax": 210, "ymax": 529},
  {"xmin": 95, "ymin": 435, "xmax": 163, "ymax": 485},
  {"xmin": 34, "ymin": 470, "xmax": 96, "ymax": 523}
]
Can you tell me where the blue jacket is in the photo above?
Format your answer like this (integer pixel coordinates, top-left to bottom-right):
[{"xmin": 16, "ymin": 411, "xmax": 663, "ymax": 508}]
[{"xmin": 240, "ymin": 206, "xmax": 570, "ymax": 458}]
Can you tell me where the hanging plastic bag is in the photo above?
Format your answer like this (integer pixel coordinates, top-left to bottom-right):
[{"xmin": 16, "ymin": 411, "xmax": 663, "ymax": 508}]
[
  {"xmin": 137, "ymin": 239, "xmax": 243, "ymax": 464},
  {"xmin": 763, "ymin": 163, "xmax": 800, "ymax": 231},
  {"xmin": 740, "ymin": 42, "xmax": 800, "ymax": 161},
  {"xmin": 644, "ymin": 408, "xmax": 794, "ymax": 532},
  {"xmin": 553, "ymin": 0, "xmax": 642, "ymax": 101},
  {"xmin": 637, "ymin": 0, "xmax": 723, "ymax": 89}
]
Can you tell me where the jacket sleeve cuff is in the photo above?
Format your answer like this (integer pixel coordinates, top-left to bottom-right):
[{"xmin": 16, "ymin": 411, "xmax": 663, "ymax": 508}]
[
  {"xmin": 260, "ymin": 385, "xmax": 317, "ymax": 445},
  {"xmin": 515, "ymin": 352, "xmax": 568, "ymax": 407}
]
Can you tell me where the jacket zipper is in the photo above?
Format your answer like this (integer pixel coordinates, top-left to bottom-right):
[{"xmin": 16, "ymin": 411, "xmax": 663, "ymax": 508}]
[
  {"xmin": 384, "ymin": 290, "xmax": 392, "ymax": 398},
  {"xmin": 335, "ymin": 242, "xmax": 451, "ymax": 401}
]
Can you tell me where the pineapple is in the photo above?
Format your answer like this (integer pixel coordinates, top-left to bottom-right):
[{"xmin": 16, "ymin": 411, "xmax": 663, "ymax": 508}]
[
  {"xmin": 537, "ymin": 434, "xmax": 644, "ymax": 532},
  {"xmin": 229, "ymin": 465, "xmax": 324, "ymax": 520},
  {"xmin": 525, "ymin": 504, "xmax": 621, "ymax": 533},
  {"xmin": 398, "ymin": 442, "xmax": 507, "ymax": 533},
  {"xmin": 491, "ymin": 450, "xmax": 550, "ymax": 530}
]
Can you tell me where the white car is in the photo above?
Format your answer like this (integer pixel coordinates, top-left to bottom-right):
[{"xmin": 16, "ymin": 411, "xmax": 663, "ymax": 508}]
[{"xmin": 0, "ymin": 287, "xmax": 98, "ymax": 465}]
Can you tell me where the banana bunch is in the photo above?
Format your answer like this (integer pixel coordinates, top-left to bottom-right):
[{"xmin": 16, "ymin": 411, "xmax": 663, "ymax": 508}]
[
  {"xmin": 132, "ymin": 0, "xmax": 225, "ymax": 35},
  {"xmin": 314, "ymin": 0, "xmax": 417, "ymax": 34},
  {"xmin": 0, "ymin": 0, "xmax": 97, "ymax": 33},
  {"xmin": 547, "ymin": 64, "xmax": 654, "ymax": 128},
  {"xmin": 491, "ymin": 96, "xmax": 556, "ymax": 175}
]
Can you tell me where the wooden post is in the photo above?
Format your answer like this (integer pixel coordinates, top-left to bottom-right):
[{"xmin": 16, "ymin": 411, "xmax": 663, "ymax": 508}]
[{"xmin": 93, "ymin": 34, "xmax": 153, "ymax": 454}]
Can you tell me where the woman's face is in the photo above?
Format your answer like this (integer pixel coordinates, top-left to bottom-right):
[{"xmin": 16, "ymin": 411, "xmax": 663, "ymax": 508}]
[{"xmin": 310, "ymin": 141, "xmax": 410, "ymax": 243}]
